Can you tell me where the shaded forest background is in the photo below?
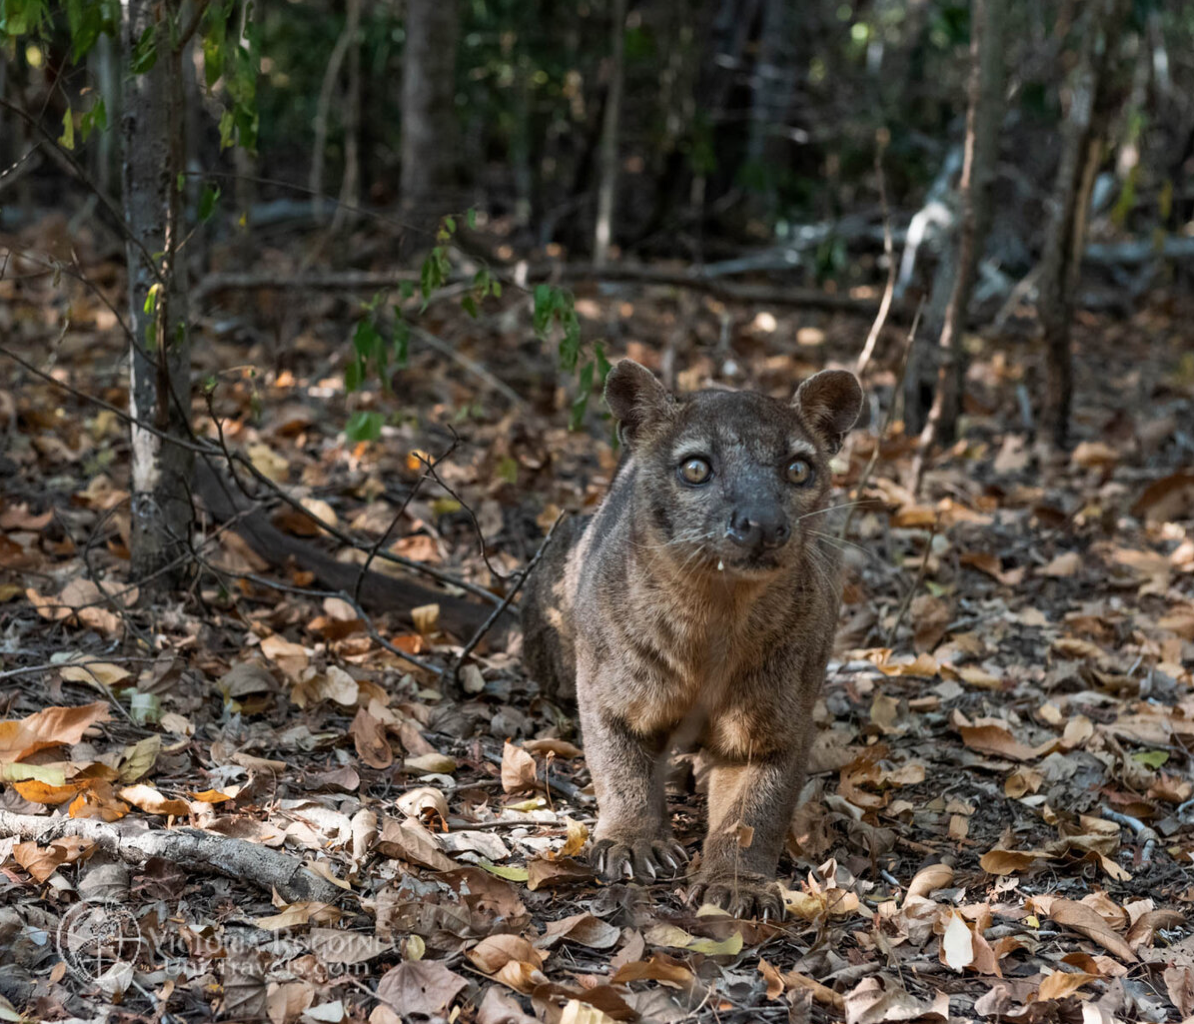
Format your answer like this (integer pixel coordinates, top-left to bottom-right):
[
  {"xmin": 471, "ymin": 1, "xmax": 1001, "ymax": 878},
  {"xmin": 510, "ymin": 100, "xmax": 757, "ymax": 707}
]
[{"xmin": 2, "ymin": 3, "xmax": 1194, "ymax": 1023}]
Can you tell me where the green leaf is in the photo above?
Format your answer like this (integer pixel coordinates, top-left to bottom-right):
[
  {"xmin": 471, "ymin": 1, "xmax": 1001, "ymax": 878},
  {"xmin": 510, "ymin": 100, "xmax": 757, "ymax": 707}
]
[
  {"xmin": 217, "ymin": 108, "xmax": 235, "ymax": 149},
  {"xmin": 345, "ymin": 410, "xmax": 383, "ymax": 442},
  {"xmin": 399, "ymin": 280, "xmax": 415, "ymax": 301},
  {"xmin": 466, "ymin": 207, "xmax": 477, "ymax": 230},
  {"xmin": 79, "ymin": 97, "xmax": 107, "ymax": 143},
  {"xmin": 198, "ymin": 184, "xmax": 221, "ymax": 222},
  {"xmin": 461, "ymin": 294, "xmax": 478, "ymax": 319},
  {"xmin": 569, "ymin": 360, "xmax": 595, "ymax": 430},
  {"xmin": 353, "ymin": 319, "xmax": 381, "ymax": 359},
  {"xmin": 130, "ymin": 23, "xmax": 157, "ymax": 74},
  {"xmin": 392, "ymin": 317, "xmax": 409, "ymax": 368},
  {"xmin": 477, "ymin": 860, "xmax": 529, "ymax": 882},
  {"xmin": 1132, "ymin": 750, "xmax": 1169, "ymax": 769},
  {"xmin": 58, "ymin": 106, "xmax": 75, "ymax": 151},
  {"xmin": 595, "ymin": 341, "xmax": 612, "ymax": 383},
  {"xmin": 558, "ymin": 312, "xmax": 581, "ymax": 372},
  {"xmin": 532, "ymin": 284, "xmax": 554, "ymax": 336},
  {"xmin": 497, "ymin": 456, "xmax": 518, "ymax": 485},
  {"xmin": 344, "ymin": 359, "xmax": 363, "ymax": 393}
]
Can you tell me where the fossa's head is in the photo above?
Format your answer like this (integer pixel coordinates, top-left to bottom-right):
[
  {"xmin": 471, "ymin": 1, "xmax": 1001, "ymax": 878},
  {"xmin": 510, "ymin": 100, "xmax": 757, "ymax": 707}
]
[{"xmin": 605, "ymin": 359, "xmax": 862, "ymax": 580}]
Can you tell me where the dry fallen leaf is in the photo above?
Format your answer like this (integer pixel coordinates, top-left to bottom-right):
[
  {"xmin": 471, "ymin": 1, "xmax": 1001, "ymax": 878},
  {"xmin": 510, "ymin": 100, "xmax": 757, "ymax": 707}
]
[
  {"xmin": 375, "ymin": 961, "xmax": 467, "ymax": 1019},
  {"xmin": 501, "ymin": 741, "xmax": 538, "ymax": 794},
  {"xmin": 0, "ymin": 701, "xmax": 110, "ymax": 763}
]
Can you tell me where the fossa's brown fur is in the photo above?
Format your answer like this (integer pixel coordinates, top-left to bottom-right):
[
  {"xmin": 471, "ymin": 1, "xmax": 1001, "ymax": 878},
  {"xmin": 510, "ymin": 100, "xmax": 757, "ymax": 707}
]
[{"xmin": 521, "ymin": 359, "xmax": 862, "ymax": 917}]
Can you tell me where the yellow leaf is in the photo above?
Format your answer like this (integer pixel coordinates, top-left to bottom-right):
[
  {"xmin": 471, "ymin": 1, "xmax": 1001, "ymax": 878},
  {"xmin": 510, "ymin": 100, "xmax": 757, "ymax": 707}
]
[{"xmin": 119, "ymin": 735, "xmax": 161, "ymax": 783}]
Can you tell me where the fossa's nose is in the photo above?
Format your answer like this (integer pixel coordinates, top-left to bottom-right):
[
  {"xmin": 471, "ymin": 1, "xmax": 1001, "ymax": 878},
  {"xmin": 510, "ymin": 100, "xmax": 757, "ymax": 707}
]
[{"xmin": 727, "ymin": 507, "xmax": 790, "ymax": 550}]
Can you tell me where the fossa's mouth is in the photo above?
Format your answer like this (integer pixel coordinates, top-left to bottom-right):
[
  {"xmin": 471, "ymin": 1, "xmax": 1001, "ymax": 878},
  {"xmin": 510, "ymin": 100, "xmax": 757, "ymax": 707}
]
[{"xmin": 714, "ymin": 551, "xmax": 783, "ymax": 576}]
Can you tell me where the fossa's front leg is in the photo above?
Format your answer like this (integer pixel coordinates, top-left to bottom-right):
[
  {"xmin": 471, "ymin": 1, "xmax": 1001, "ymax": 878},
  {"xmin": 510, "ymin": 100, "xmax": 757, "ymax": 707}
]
[{"xmin": 579, "ymin": 692, "xmax": 687, "ymax": 882}]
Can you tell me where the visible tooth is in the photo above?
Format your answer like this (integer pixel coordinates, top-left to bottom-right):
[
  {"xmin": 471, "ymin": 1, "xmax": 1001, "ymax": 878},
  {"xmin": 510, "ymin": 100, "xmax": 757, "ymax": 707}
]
[{"xmin": 717, "ymin": 559, "xmax": 725, "ymax": 571}]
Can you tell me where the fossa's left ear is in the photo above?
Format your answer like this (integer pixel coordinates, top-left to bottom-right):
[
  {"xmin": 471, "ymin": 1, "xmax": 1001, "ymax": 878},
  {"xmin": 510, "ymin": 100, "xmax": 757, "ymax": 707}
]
[{"xmin": 792, "ymin": 370, "xmax": 863, "ymax": 454}]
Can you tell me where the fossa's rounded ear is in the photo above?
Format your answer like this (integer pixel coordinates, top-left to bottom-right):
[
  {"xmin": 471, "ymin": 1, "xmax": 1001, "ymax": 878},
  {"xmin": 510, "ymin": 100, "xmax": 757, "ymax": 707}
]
[
  {"xmin": 604, "ymin": 359, "xmax": 673, "ymax": 447},
  {"xmin": 793, "ymin": 369, "xmax": 863, "ymax": 454}
]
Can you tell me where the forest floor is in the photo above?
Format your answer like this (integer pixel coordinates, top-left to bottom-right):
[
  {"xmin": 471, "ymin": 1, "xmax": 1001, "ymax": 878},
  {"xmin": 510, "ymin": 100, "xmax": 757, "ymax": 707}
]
[{"xmin": 1, "ymin": 220, "xmax": 1194, "ymax": 1024}]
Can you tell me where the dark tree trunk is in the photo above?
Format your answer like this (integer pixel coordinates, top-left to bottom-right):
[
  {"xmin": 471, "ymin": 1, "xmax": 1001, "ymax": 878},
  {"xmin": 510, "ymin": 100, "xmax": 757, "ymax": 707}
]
[
  {"xmin": 400, "ymin": 0, "xmax": 460, "ymax": 229},
  {"xmin": 1038, "ymin": 0, "xmax": 1129, "ymax": 448},
  {"xmin": 911, "ymin": 0, "xmax": 1007, "ymax": 489}
]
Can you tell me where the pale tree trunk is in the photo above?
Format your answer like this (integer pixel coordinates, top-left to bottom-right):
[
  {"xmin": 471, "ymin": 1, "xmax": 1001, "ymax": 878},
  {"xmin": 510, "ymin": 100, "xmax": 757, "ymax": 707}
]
[
  {"xmin": 911, "ymin": 0, "xmax": 1006, "ymax": 489},
  {"xmin": 1038, "ymin": 0, "xmax": 1128, "ymax": 448},
  {"xmin": 122, "ymin": 0, "xmax": 193, "ymax": 590},
  {"xmin": 400, "ymin": 0, "xmax": 459, "ymax": 229},
  {"xmin": 593, "ymin": 0, "xmax": 627, "ymax": 267}
]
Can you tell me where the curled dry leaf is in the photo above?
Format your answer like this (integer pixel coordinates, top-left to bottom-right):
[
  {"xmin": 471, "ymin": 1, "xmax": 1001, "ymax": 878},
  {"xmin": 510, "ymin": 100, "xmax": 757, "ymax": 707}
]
[
  {"xmin": 537, "ymin": 912, "xmax": 620, "ymax": 951},
  {"xmin": 610, "ymin": 954, "xmax": 696, "ymax": 990},
  {"xmin": 1031, "ymin": 898, "xmax": 1137, "ymax": 962},
  {"xmin": 1036, "ymin": 970, "xmax": 1098, "ymax": 1002},
  {"xmin": 404, "ymin": 752, "xmax": 457, "ymax": 774},
  {"xmin": 980, "ymin": 847, "xmax": 1052, "ymax": 875},
  {"xmin": 904, "ymin": 863, "xmax": 953, "ymax": 902},
  {"xmin": 375, "ymin": 818, "xmax": 455, "ymax": 871},
  {"xmin": 396, "ymin": 786, "xmax": 449, "ymax": 822},
  {"xmin": 12, "ymin": 836, "xmax": 93, "ymax": 882},
  {"xmin": 350, "ymin": 708, "xmax": 393, "ymax": 769},
  {"xmin": 0, "ymin": 701, "xmax": 110, "ymax": 763},
  {"xmin": 501, "ymin": 741, "xmax": 538, "ymax": 794},
  {"xmin": 467, "ymin": 933, "xmax": 545, "ymax": 974},
  {"xmin": 1124, "ymin": 909, "xmax": 1185, "ymax": 950},
  {"xmin": 958, "ymin": 723, "xmax": 1057, "ymax": 762},
  {"xmin": 119, "ymin": 783, "xmax": 190, "ymax": 817},
  {"xmin": 523, "ymin": 738, "xmax": 583, "ymax": 759}
]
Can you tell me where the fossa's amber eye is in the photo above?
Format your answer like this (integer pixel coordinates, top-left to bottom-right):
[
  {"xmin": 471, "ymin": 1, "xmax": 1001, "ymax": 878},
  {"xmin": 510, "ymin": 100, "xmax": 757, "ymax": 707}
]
[
  {"xmin": 679, "ymin": 457, "xmax": 713, "ymax": 485},
  {"xmin": 786, "ymin": 458, "xmax": 813, "ymax": 485}
]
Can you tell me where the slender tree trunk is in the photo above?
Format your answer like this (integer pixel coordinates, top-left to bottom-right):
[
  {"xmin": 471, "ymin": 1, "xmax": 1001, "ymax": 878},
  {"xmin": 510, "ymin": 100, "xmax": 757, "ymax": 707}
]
[
  {"xmin": 1038, "ymin": 0, "xmax": 1128, "ymax": 448},
  {"xmin": 400, "ymin": 0, "xmax": 459, "ymax": 229},
  {"xmin": 122, "ymin": 0, "xmax": 193, "ymax": 590},
  {"xmin": 911, "ymin": 0, "xmax": 1006, "ymax": 489},
  {"xmin": 309, "ymin": 14, "xmax": 352, "ymax": 220},
  {"xmin": 332, "ymin": 0, "xmax": 362, "ymax": 232},
  {"xmin": 593, "ymin": 0, "xmax": 627, "ymax": 267},
  {"xmin": 745, "ymin": 0, "xmax": 797, "ymax": 226}
]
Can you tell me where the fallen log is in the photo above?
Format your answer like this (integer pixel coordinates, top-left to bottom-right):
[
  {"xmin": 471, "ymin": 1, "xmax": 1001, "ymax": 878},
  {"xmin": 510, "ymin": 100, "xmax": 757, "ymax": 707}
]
[
  {"xmin": 0, "ymin": 810, "xmax": 341, "ymax": 903},
  {"xmin": 194, "ymin": 459, "xmax": 516, "ymax": 640}
]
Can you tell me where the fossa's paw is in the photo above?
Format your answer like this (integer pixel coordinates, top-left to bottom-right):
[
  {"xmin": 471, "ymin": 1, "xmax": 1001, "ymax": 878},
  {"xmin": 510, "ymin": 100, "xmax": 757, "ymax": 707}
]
[
  {"xmin": 687, "ymin": 871, "xmax": 785, "ymax": 921},
  {"xmin": 590, "ymin": 836, "xmax": 688, "ymax": 882}
]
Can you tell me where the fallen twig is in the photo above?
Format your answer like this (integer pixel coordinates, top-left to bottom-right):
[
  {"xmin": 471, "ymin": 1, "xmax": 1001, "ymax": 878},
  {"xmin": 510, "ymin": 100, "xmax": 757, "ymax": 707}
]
[
  {"xmin": 451, "ymin": 512, "xmax": 569, "ymax": 688},
  {"xmin": 1102, "ymin": 805, "xmax": 1158, "ymax": 867}
]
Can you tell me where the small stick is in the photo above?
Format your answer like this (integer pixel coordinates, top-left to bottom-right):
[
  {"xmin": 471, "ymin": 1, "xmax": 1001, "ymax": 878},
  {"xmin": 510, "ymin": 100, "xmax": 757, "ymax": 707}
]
[
  {"xmin": 1102, "ymin": 805, "xmax": 1158, "ymax": 866},
  {"xmin": 450, "ymin": 512, "xmax": 568, "ymax": 685},
  {"xmin": 840, "ymin": 297, "xmax": 924, "ymax": 540}
]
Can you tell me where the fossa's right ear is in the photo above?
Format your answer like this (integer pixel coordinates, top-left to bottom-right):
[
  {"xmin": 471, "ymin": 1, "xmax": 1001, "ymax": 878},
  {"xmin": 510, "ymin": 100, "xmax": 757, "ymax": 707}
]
[{"xmin": 604, "ymin": 359, "xmax": 673, "ymax": 447}]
